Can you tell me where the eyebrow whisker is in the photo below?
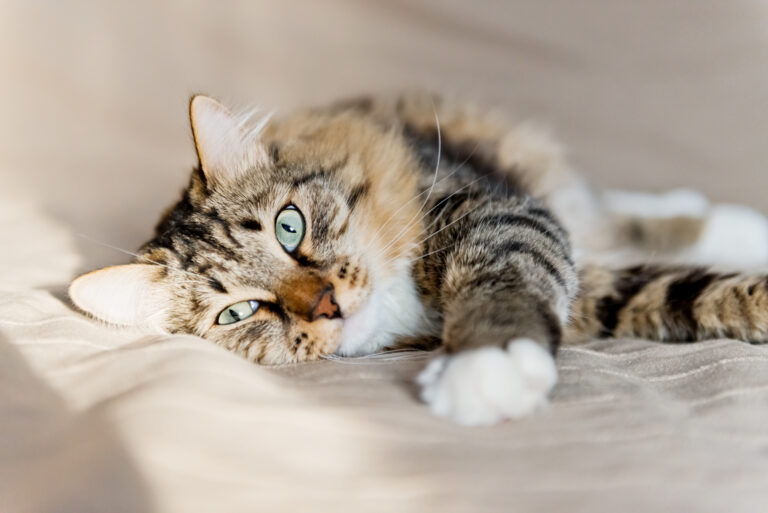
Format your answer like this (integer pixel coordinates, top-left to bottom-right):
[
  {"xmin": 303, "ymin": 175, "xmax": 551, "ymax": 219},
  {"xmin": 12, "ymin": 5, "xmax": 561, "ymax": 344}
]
[{"xmin": 75, "ymin": 233, "xmax": 209, "ymax": 283}]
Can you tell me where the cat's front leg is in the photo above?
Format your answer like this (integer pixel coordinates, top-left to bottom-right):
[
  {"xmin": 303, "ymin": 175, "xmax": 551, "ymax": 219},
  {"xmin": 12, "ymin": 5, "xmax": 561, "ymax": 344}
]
[
  {"xmin": 417, "ymin": 289, "xmax": 564, "ymax": 425},
  {"xmin": 414, "ymin": 198, "xmax": 577, "ymax": 425}
]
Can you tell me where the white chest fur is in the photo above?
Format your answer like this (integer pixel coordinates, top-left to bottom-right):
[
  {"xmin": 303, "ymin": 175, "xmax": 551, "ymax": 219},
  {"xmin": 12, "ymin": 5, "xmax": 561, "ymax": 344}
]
[{"xmin": 335, "ymin": 262, "xmax": 432, "ymax": 356}]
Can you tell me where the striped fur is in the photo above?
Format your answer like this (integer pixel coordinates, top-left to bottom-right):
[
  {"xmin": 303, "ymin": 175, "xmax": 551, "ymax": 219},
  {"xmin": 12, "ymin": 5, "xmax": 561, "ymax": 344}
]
[
  {"xmin": 569, "ymin": 265, "xmax": 768, "ymax": 343},
  {"xmin": 71, "ymin": 91, "xmax": 768, "ymax": 370}
]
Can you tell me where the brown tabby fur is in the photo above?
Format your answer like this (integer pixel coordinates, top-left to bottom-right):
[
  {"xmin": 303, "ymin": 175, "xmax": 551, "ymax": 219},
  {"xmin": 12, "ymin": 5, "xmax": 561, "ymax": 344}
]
[{"xmin": 71, "ymin": 92, "xmax": 768, "ymax": 367}]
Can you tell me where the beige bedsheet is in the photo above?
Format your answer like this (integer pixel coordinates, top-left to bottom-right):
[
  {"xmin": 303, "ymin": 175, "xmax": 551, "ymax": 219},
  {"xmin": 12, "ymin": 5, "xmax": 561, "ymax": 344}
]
[{"xmin": 2, "ymin": 1, "xmax": 768, "ymax": 512}]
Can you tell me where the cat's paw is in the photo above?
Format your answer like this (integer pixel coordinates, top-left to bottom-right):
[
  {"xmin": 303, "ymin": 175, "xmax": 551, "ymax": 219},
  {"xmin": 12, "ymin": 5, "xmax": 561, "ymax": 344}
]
[
  {"xmin": 684, "ymin": 204, "xmax": 768, "ymax": 268},
  {"xmin": 417, "ymin": 339, "xmax": 557, "ymax": 426}
]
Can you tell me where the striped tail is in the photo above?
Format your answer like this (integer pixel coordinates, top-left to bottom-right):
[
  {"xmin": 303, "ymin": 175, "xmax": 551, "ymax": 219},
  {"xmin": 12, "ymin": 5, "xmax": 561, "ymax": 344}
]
[{"xmin": 567, "ymin": 264, "xmax": 768, "ymax": 343}]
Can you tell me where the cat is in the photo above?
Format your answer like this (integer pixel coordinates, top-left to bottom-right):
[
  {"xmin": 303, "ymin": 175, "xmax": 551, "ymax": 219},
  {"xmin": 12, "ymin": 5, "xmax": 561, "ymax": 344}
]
[{"xmin": 69, "ymin": 92, "xmax": 768, "ymax": 426}]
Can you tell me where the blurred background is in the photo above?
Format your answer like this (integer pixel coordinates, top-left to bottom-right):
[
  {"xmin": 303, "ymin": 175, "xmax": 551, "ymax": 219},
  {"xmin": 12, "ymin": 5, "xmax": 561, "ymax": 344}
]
[{"xmin": 2, "ymin": 0, "xmax": 767, "ymax": 271}]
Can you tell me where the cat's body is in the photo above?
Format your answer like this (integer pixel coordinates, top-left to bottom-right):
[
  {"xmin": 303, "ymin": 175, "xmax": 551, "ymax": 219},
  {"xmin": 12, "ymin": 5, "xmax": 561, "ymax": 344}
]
[{"xmin": 70, "ymin": 92, "xmax": 768, "ymax": 425}]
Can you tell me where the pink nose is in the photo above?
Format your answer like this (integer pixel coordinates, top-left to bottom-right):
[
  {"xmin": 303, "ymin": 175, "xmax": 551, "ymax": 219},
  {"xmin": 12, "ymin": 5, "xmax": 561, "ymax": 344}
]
[{"xmin": 311, "ymin": 288, "xmax": 340, "ymax": 321}]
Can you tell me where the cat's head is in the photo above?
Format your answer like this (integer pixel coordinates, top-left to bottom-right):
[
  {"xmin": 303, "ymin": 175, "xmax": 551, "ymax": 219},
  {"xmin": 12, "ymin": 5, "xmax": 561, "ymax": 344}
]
[{"xmin": 69, "ymin": 95, "xmax": 428, "ymax": 363}]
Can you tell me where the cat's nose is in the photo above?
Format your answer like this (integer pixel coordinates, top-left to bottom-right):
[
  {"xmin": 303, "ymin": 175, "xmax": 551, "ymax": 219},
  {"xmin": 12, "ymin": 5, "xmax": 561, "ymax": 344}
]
[{"xmin": 310, "ymin": 287, "xmax": 341, "ymax": 321}]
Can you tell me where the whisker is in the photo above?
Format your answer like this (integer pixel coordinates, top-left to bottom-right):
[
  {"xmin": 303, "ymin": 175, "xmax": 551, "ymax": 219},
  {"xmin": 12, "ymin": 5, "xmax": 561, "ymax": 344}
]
[
  {"xmin": 422, "ymin": 97, "xmax": 442, "ymax": 210},
  {"xmin": 362, "ymin": 135, "xmax": 483, "ymax": 261},
  {"xmin": 234, "ymin": 105, "xmax": 262, "ymax": 130},
  {"xmin": 401, "ymin": 140, "xmax": 484, "ymax": 241},
  {"xmin": 370, "ymin": 136, "xmax": 485, "ymax": 263},
  {"xmin": 359, "ymin": 187, "xmax": 429, "ymax": 253},
  {"xmin": 244, "ymin": 110, "xmax": 275, "ymax": 144},
  {"xmin": 373, "ymin": 174, "xmax": 487, "ymax": 262},
  {"xmin": 360, "ymin": 103, "xmax": 442, "ymax": 254},
  {"xmin": 370, "ymin": 104, "xmax": 442, "ymax": 253},
  {"xmin": 381, "ymin": 241, "xmax": 456, "ymax": 269},
  {"xmin": 320, "ymin": 348, "xmax": 424, "ymax": 364},
  {"xmin": 360, "ymin": 160, "xmax": 468, "ymax": 257},
  {"xmin": 75, "ymin": 233, "xmax": 207, "ymax": 283},
  {"xmin": 403, "ymin": 196, "xmax": 488, "ymax": 255},
  {"xmin": 421, "ymin": 176, "xmax": 489, "ymax": 233}
]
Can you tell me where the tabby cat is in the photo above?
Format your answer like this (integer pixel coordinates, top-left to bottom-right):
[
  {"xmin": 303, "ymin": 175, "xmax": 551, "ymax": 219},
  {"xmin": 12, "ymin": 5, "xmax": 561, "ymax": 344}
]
[{"xmin": 70, "ymin": 92, "xmax": 768, "ymax": 425}]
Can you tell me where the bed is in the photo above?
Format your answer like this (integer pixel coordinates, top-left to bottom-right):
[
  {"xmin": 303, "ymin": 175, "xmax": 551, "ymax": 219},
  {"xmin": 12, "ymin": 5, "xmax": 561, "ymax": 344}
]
[{"xmin": 2, "ymin": 1, "xmax": 768, "ymax": 511}]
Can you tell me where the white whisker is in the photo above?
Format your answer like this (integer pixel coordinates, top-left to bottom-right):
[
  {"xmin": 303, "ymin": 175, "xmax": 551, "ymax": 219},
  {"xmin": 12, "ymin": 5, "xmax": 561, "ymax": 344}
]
[
  {"xmin": 370, "ymin": 137, "xmax": 484, "ymax": 263},
  {"xmin": 404, "ymin": 195, "xmax": 488, "ymax": 255},
  {"xmin": 362, "ymin": 137, "xmax": 483, "ymax": 262},
  {"xmin": 368, "ymin": 103, "xmax": 443, "ymax": 256},
  {"xmin": 373, "ymin": 174, "xmax": 487, "ymax": 262},
  {"xmin": 244, "ymin": 110, "xmax": 274, "ymax": 143},
  {"xmin": 360, "ymin": 103, "xmax": 442, "ymax": 254},
  {"xmin": 75, "ymin": 233, "xmax": 207, "ymax": 283},
  {"xmin": 234, "ymin": 105, "xmax": 262, "ymax": 130},
  {"xmin": 381, "ymin": 241, "xmax": 456, "ymax": 269},
  {"xmin": 320, "ymin": 348, "xmax": 424, "ymax": 364}
]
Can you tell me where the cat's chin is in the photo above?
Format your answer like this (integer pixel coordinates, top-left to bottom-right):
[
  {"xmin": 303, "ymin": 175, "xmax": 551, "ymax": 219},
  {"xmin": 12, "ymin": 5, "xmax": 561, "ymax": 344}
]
[{"xmin": 335, "ymin": 298, "xmax": 383, "ymax": 356}]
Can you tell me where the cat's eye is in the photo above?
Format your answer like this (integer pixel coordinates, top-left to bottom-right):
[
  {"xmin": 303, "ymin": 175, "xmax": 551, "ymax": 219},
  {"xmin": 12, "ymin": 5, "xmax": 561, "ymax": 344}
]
[
  {"xmin": 217, "ymin": 300, "xmax": 259, "ymax": 325},
  {"xmin": 275, "ymin": 206, "xmax": 305, "ymax": 253}
]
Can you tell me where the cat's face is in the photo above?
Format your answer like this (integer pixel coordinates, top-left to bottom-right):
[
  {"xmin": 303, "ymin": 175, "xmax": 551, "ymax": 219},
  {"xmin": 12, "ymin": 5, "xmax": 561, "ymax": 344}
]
[{"xmin": 70, "ymin": 96, "xmax": 429, "ymax": 363}]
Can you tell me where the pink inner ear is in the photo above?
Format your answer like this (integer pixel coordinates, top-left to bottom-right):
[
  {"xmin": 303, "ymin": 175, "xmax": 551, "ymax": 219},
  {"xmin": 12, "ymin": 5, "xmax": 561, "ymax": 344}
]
[
  {"xmin": 189, "ymin": 95, "xmax": 270, "ymax": 184},
  {"xmin": 69, "ymin": 264, "xmax": 167, "ymax": 327},
  {"xmin": 190, "ymin": 96, "xmax": 243, "ymax": 174}
]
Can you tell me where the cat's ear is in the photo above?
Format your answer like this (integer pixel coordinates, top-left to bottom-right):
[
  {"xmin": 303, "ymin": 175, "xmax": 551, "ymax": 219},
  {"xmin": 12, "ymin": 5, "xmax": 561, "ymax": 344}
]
[
  {"xmin": 69, "ymin": 264, "xmax": 170, "ymax": 327},
  {"xmin": 189, "ymin": 95, "xmax": 268, "ymax": 185}
]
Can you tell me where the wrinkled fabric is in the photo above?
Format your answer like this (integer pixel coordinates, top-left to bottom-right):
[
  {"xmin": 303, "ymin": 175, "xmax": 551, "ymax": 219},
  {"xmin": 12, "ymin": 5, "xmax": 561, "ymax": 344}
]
[{"xmin": 2, "ymin": 1, "xmax": 768, "ymax": 511}]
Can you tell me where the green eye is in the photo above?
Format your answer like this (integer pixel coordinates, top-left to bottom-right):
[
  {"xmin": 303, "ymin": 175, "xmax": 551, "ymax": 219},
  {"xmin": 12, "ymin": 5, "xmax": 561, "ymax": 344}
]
[
  {"xmin": 275, "ymin": 206, "xmax": 305, "ymax": 252},
  {"xmin": 217, "ymin": 300, "xmax": 259, "ymax": 325}
]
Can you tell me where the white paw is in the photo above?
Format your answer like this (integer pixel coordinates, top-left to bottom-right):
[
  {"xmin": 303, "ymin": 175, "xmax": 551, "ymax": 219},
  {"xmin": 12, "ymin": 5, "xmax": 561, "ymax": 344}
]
[
  {"xmin": 682, "ymin": 204, "xmax": 768, "ymax": 269},
  {"xmin": 604, "ymin": 188, "xmax": 709, "ymax": 218},
  {"xmin": 417, "ymin": 339, "xmax": 557, "ymax": 426}
]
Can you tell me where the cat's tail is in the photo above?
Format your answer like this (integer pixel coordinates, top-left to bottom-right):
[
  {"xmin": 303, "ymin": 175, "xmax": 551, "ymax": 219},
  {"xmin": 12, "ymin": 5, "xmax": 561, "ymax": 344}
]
[{"xmin": 566, "ymin": 263, "xmax": 768, "ymax": 343}]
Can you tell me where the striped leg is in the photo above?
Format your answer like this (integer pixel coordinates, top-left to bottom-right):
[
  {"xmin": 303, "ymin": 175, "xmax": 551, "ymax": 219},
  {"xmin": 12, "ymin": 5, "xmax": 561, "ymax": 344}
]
[{"xmin": 414, "ymin": 195, "xmax": 578, "ymax": 425}]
